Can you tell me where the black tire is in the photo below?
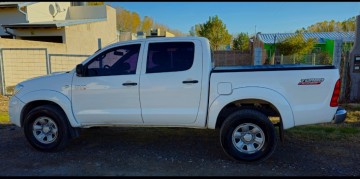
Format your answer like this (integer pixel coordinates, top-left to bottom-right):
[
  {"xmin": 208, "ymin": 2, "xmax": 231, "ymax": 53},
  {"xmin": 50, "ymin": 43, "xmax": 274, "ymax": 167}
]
[
  {"xmin": 24, "ymin": 104, "xmax": 70, "ymax": 152},
  {"xmin": 220, "ymin": 109, "xmax": 277, "ymax": 163}
]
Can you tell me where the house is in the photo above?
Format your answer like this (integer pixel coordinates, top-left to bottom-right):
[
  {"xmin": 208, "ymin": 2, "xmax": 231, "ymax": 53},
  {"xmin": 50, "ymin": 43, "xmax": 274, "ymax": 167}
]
[
  {"xmin": 0, "ymin": 2, "xmax": 117, "ymax": 54},
  {"xmin": 146, "ymin": 28, "xmax": 175, "ymax": 38},
  {"xmin": 0, "ymin": 2, "xmax": 117, "ymax": 95},
  {"xmin": 256, "ymin": 32, "xmax": 355, "ymax": 58}
]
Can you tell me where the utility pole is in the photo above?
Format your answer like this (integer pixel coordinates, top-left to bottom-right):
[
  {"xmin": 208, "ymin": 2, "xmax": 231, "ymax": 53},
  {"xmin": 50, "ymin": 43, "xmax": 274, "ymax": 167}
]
[{"xmin": 349, "ymin": 15, "xmax": 360, "ymax": 101}]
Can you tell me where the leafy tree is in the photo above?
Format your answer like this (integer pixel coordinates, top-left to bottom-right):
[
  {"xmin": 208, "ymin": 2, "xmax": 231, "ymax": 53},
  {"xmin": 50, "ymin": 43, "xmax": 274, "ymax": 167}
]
[
  {"xmin": 197, "ymin": 15, "xmax": 232, "ymax": 50},
  {"xmin": 170, "ymin": 29, "xmax": 185, "ymax": 36},
  {"xmin": 189, "ymin": 24, "xmax": 200, "ymax": 36},
  {"xmin": 131, "ymin": 12, "xmax": 141, "ymax": 33},
  {"xmin": 113, "ymin": 6, "xmax": 185, "ymax": 36},
  {"xmin": 317, "ymin": 51, "xmax": 332, "ymax": 65},
  {"xmin": 295, "ymin": 27, "xmax": 307, "ymax": 33},
  {"xmin": 116, "ymin": 7, "xmax": 132, "ymax": 32},
  {"xmin": 87, "ymin": 2, "xmax": 104, "ymax": 6},
  {"xmin": 141, "ymin": 16, "xmax": 153, "ymax": 34},
  {"xmin": 277, "ymin": 33, "xmax": 316, "ymax": 56},
  {"xmin": 341, "ymin": 16, "xmax": 356, "ymax": 32},
  {"xmin": 232, "ymin": 33, "xmax": 250, "ymax": 51},
  {"xmin": 296, "ymin": 17, "xmax": 355, "ymax": 32}
]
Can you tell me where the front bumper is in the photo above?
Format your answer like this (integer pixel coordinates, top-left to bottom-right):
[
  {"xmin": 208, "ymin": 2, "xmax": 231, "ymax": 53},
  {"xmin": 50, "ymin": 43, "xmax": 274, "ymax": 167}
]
[
  {"xmin": 8, "ymin": 95, "xmax": 25, "ymax": 127},
  {"xmin": 331, "ymin": 107, "xmax": 347, "ymax": 124}
]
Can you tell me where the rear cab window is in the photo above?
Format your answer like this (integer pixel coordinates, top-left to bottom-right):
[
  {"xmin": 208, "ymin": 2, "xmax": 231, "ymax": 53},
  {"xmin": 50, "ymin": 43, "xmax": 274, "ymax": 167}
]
[{"xmin": 146, "ymin": 42, "xmax": 195, "ymax": 73}]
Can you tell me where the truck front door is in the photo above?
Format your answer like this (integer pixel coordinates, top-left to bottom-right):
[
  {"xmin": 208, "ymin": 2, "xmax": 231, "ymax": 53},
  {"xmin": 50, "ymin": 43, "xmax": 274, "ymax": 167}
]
[{"xmin": 71, "ymin": 43, "xmax": 143, "ymax": 125}]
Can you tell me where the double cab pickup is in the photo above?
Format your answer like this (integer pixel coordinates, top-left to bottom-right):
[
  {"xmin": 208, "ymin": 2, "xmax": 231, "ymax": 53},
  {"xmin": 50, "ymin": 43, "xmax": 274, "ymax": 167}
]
[{"xmin": 9, "ymin": 37, "xmax": 346, "ymax": 162}]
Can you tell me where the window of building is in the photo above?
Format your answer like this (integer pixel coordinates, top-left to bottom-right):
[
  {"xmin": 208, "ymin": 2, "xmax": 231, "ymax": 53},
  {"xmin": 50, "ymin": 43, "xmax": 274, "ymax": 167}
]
[{"xmin": 19, "ymin": 36, "xmax": 63, "ymax": 43}]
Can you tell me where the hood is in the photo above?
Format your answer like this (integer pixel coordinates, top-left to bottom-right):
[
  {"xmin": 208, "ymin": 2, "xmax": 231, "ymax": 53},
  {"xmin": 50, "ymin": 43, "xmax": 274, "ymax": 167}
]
[
  {"xmin": 21, "ymin": 71, "xmax": 68, "ymax": 84},
  {"xmin": 15, "ymin": 71, "xmax": 74, "ymax": 99}
]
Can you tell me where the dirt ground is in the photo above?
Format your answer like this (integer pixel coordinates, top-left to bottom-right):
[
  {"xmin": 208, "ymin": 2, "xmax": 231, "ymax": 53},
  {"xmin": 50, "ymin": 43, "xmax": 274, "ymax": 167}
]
[{"xmin": 0, "ymin": 124, "xmax": 359, "ymax": 176}]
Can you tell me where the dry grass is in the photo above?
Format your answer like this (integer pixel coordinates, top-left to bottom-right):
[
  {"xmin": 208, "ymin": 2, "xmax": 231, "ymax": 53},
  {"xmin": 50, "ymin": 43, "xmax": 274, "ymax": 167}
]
[
  {"xmin": 0, "ymin": 95, "xmax": 9, "ymax": 124},
  {"xmin": 0, "ymin": 112, "xmax": 9, "ymax": 124},
  {"xmin": 0, "ymin": 95, "xmax": 9, "ymax": 112},
  {"xmin": 286, "ymin": 104, "xmax": 360, "ymax": 140}
]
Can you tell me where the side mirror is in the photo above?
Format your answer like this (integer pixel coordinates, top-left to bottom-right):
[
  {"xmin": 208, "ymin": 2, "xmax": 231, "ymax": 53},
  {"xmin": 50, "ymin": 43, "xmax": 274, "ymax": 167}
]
[{"xmin": 76, "ymin": 64, "xmax": 84, "ymax": 77}]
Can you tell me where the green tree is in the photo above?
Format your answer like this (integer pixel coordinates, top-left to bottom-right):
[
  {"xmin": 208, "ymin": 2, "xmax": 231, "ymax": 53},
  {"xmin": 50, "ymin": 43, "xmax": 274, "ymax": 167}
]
[
  {"xmin": 189, "ymin": 24, "xmax": 200, "ymax": 36},
  {"xmin": 317, "ymin": 51, "xmax": 332, "ymax": 65},
  {"xmin": 295, "ymin": 27, "xmax": 307, "ymax": 33},
  {"xmin": 296, "ymin": 17, "xmax": 355, "ymax": 32},
  {"xmin": 342, "ymin": 16, "xmax": 356, "ymax": 32},
  {"xmin": 197, "ymin": 15, "xmax": 232, "ymax": 50},
  {"xmin": 232, "ymin": 33, "xmax": 249, "ymax": 51},
  {"xmin": 277, "ymin": 33, "xmax": 316, "ymax": 56}
]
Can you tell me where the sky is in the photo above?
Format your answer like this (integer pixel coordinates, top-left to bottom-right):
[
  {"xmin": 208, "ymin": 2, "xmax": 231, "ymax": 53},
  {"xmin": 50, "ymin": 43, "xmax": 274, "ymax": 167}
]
[{"xmin": 107, "ymin": 2, "xmax": 360, "ymax": 36}]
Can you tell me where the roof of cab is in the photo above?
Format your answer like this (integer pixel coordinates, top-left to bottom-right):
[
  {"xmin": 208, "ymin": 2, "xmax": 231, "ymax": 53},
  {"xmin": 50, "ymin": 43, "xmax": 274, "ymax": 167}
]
[{"xmin": 104, "ymin": 36, "xmax": 209, "ymax": 49}]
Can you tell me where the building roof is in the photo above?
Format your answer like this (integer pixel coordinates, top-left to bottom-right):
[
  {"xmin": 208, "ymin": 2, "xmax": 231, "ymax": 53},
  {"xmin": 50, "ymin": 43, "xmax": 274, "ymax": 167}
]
[
  {"xmin": 257, "ymin": 31, "xmax": 355, "ymax": 44},
  {"xmin": 2, "ymin": 18, "xmax": 107, "ymax": 28},
  {"xmin": 0, "ymin": 2, "xmax": 37, "ymax": 8}
]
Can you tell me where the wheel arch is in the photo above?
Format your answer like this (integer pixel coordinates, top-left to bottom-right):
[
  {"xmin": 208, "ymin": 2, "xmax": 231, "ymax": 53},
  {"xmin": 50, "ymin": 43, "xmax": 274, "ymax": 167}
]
[
  {"xmin": 207, "ymin": 87, "xmax": 294, "ymax": 130},
  {"xmin": 19, "ymin": 90, "xmax": 80, "ymax": 128}
]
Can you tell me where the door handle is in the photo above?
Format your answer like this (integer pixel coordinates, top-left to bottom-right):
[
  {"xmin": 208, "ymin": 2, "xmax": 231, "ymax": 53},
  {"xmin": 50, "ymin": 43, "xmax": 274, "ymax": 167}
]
[
  {"xmin": 122, "ymin": 82, "xmax": 137, "ymax": 86},
  {"xmin": 182, "ymin": 80, "xmax": 198, "ymax": 84}
]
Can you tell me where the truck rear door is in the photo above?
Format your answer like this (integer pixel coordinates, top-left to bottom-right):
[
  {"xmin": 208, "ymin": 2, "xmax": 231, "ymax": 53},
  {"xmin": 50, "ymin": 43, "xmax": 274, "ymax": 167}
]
[{"xmin": 139, "ymin": 40, "xmax": 203, "ymax": 124}]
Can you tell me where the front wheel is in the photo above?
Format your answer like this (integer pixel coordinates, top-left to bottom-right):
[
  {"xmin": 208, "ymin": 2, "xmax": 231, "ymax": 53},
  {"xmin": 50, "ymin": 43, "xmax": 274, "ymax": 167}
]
[
  {"xmin": 220, "ymin": 109, "xmax": 277, "ymax": 163},
  {"xmin": 24, "ymin": 105, "xmax": 70, "ymax": 152}
]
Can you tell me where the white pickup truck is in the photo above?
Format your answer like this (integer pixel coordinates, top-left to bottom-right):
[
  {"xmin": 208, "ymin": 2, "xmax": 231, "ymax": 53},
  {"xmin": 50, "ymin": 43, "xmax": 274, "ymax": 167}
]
[{"xmin": 9, "ymin": 37, "xmax": 346, "ymax": 162}]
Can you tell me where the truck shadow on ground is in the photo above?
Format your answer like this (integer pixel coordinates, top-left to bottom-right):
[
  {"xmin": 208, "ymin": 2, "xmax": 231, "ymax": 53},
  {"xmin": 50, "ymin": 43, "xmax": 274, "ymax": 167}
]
[{"xmin": 0, "ymin": 125, "xmax": 358, "ymax": 176}]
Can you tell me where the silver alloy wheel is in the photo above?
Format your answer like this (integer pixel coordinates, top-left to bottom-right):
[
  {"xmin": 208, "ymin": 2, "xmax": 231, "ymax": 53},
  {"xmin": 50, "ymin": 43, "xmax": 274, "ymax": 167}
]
[
  {"xmin": 32, "ymin": 116, "xmax": 58, "ymax": 144},
  {"xmin": 232, "ymin": 123, "xmax": 265, "ymax": 154}
]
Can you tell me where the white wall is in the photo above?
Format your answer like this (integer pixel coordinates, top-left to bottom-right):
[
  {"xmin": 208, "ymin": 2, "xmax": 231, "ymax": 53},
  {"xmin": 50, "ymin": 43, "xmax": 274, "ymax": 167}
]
[
  {"xmin": 26, "ymin": 2, "xmax": 71, "ymax": 22},
  {"xmin": 68, "ymin": 5, "xmax": 106, "ymax": 19},
  {"xmin": 64, "ymin": 6, "xmax": 117, "ymax": 54}
]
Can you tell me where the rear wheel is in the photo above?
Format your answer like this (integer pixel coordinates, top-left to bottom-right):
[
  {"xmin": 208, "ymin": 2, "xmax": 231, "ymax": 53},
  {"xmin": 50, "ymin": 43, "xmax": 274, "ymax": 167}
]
[
  {"xmin": 220, "ymin": 109, "xmax": 277, "ymax": 162},
  {"xmin": 24, "ymin": 105, "xmax": 70, "ymax": 152}
]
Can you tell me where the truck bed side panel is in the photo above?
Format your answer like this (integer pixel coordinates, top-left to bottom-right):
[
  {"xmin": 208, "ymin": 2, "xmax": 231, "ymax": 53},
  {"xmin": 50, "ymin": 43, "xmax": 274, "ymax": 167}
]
[{"xmin": 209, "ymin": 67, "xmax": 339, "ymax": 128}]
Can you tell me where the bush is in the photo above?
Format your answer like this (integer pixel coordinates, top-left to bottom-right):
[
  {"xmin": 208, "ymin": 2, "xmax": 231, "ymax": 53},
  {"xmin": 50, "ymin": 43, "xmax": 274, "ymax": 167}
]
[
  {"xmin": 5, "ymin": 86, "xmax": 15, "ymax": 95},
  {"xmin": 317, "ymin": 52, "xmax": 332, "ymax": 65}
]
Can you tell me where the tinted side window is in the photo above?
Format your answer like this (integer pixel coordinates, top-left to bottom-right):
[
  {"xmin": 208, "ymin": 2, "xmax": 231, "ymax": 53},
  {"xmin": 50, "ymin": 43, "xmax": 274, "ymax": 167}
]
[
  {"xmin": 85, "ymin": 44, "xmax": 141, "ymax": 77},
  {"xmin": 146, "ymin": 42, "xmax": 194, "ymax": 73}
]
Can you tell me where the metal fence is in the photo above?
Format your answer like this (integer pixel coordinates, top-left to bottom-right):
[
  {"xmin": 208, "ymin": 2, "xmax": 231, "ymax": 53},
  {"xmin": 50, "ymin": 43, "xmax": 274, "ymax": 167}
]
[
  {"xmin": 213, "ymin": 50, "xmax": 253, "ymax": 66},
  {"xmin": 0, "ymin": 48, "xmax": 48, "ymax": 95},
  {"xmin": 274, "ymin": 53, "xmax": 333, "ymax": 65},
  {"xmin": 0, "ymin": 48, "xmax": 90, "ymax": 95}
]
